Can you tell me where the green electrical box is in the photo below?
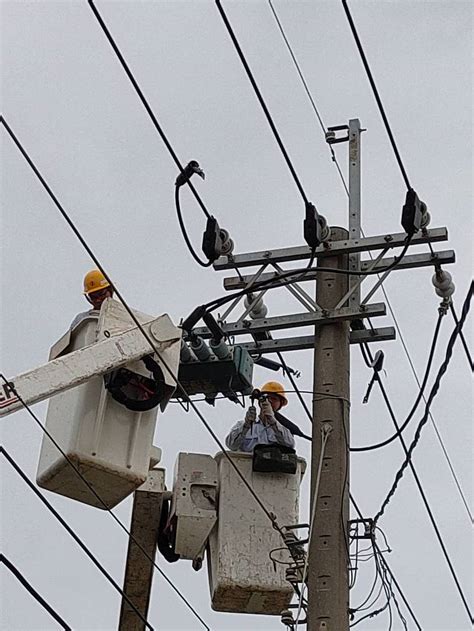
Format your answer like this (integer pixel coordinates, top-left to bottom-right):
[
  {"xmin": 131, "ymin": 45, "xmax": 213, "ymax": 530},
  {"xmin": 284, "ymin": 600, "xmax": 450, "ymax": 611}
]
[{"xmin": 176, "ymin": 346, "xmax": 254, "ymax": 403}]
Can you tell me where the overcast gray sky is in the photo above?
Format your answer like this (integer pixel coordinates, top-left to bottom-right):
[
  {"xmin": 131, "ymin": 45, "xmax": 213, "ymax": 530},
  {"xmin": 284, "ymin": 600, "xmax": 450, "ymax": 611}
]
[{"xmin": 1, "ymin": 1, "xmax": 472, "ymax": 630}]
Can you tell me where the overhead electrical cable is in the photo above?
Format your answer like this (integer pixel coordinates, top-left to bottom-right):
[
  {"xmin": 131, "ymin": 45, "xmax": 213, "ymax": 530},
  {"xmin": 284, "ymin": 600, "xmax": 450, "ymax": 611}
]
[
  {"xmin": 1, "ymin": 553, "xmax": 72, "ymax": 631},
  {"xmin": 175, "ymin": 186, "xmax": 213, "ymax": 267},
  {"xmin": 359, "ymin": 339, "xmax": 473, "ymax": 622},
  {"xmin": 351, "ymin": 310, "xmax": 444, "ymax": 451},
  {"xmin": 215, "ymin": 0, "xmax": 310, "ymax": 205},
  {"xmin": 450, "ymin": 301, "xmax": 473, "ymax": 370},
  {"xmin": 0, "ymin": 375, "xmax": 211, "ymax": 631},
  {"xmin": 266, "ymin": 0, "xmax": 349, "ymax": 197},
  {"xmin": 1, "ymin": 447, "xmax": 155, "ymax": 631},
  {"xmin": 375, "ymin": 282, "xmax": 473, "ymax": 524},
  {"xmin": 341, "ymin": 0, "xmax": 411, "ymax": 191},
  {"xmin": 0, "ymin": 118, "xmax": 299, "ymax": 570},
  {"xmin": 372, "ymin": 282, "xmax": 474, "ymax": 623},
  {"xmin": 86, "ymin": 1, "xmax": 210, "ymax": 219}
]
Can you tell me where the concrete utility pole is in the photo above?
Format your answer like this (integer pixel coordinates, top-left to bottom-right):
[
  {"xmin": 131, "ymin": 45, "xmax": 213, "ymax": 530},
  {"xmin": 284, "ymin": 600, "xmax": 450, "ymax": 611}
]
[
  {"xmin": 119, "ymin": 469, "xmax": 165, "ymax": 631},
  {"xmin": 308, "ymin": 227, "xmax": 350, "ymax": 630}
]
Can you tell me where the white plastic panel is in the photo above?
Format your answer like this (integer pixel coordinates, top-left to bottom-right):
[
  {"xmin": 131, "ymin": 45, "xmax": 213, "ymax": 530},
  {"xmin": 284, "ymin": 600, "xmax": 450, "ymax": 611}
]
[
  {"xmin": 171, "ymin": 453, "xmax": 218, "ymax": 560},
  {"xmin": 208, "ymin": 451, "xmax": 306, "ymax": 614}
]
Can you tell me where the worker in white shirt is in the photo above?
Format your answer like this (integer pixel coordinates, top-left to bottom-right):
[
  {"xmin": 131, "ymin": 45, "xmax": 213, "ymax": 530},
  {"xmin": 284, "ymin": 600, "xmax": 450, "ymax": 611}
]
[
  {"xmin": 69, "ymin": 269, "xmax": 114, "ymax": 330},
  {"xmin": 225, "ymin": 381, "xmax": 295, "ymax": 453}
]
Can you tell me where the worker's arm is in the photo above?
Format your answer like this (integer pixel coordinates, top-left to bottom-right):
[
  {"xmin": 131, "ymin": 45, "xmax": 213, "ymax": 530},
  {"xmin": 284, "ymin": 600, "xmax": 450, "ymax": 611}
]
[{"xmin": 225, "ymin": 406, "xmax": 256, "ymax": 451}]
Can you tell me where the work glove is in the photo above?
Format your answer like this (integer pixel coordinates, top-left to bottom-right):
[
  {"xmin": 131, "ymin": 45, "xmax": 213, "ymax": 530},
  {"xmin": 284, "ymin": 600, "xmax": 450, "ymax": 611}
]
[
  {"xmin": 243, "ymin": 405, "xmax": 257, "ymax": 428},
  {"xmin": 259, "ymin": 399, "xmax": 276, "ymax": 425}
]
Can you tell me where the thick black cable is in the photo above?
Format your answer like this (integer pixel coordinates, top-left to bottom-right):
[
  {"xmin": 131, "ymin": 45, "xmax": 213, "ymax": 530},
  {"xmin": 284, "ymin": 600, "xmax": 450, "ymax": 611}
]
[
  {"xmin": 0, "ymin": 117, "xmax": 289, "ymax": 553},
  {"xmin": 215, "ymin": 0, "xmax": 309, "ymax": 205},
  {"xmin": 450, "ymin": 301, "xmax": 473, "ymax": 371},
  {"xmin": 1, "ymin": 554, "xmax": 72, "ymax": 630},
  {"xmin": 175, "ymin": 186, "xmax": 213, "ymax": 267},
  {"xmin": 350, "ymin": 495, "xmax": 422, "ymax": 630},
  {"xmin": 341, "ymin": 0, "xmax": 411, "ymax": 191},
  {"xmin": 203, "ymin": 238, "xmax": 412, "ymax": 314},
  {"xmin": 0, "ymin": 375, "xmax": 211, "ymax": 631},
  {"xmin": 373, "ymin": 282, "xmax": 474, "ymax": 623},
  {"xmin": 1, "ymin": 447, "xmax": 154, "ymax": 631},
  {"xmin": 86, "ymin": 0, "xmax": 210, "ymax": 219},
  {"xmin": 375, "ymin": 283, "xmax": 473, "ymax": 523},
  {"xmin": 352, "ymin": 310, "xmax": 444, "ymax": 451}
]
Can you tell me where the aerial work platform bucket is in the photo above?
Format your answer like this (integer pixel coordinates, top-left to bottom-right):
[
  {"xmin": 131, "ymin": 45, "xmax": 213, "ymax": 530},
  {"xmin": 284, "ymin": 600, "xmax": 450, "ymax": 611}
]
[
  {"xmin": 207, "ymin": 451, "xmax": 306, "ymax": 614},
  {"xmin": 36, "ymin": 299, "xmax": 181, "ymax": 509}
]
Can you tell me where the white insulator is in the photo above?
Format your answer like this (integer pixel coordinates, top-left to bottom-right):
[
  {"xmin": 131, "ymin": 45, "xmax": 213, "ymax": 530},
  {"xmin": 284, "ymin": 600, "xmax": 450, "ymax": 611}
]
[
  {"xmin": 318, "ymin": 215, "xmax": 330, "ymax": 241},
  {"xmin": 219, "ymin": 229, "xmax": 234, "ymax": 256},
  {"xmin": 209, "ymin": 338, "xmax": 232, "ymax": 360},
  {"xmin": 244, "ymin": 294, "xmax": 268, "ymax": 319},
  {"xmin": 180, "ymin": 340, "xmax": 196, "ymax": 363},
  {"xmin": 191, "ymin": 336, "xmax": 212, "ymax": 361},
  {"xmin": 420, "ymin": 208, "xmax": 431, "ymax": 229}
]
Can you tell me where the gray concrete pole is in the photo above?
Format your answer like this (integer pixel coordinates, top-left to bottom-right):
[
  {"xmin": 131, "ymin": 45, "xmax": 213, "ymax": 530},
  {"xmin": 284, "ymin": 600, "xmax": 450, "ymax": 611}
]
[
  {"xmin": 118, "ymin": 470, "xmax": 165, "ymax": 631},
  {"xmin": 308, "ymin": 227, "xmax": 350, "ymax": 631}
]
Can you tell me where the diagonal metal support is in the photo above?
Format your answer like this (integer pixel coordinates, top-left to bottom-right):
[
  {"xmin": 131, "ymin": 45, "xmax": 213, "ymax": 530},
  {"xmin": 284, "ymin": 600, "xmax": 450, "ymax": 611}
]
[
  {"xmin": 218, "ymin": 264, "xmax": 268, "ymax": 322},
  {"xmin": 270, "ymin": 261, "xmax": 319, "ymax": 312},
  {"xmin": 335, "ymin": 248, "xmax": 388, "ymax": 310}
]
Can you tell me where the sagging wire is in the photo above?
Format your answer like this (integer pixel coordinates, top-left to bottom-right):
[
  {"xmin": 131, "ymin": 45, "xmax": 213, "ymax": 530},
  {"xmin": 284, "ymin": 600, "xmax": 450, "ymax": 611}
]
[
  {"xmin": 352, "ymin": 309, "xmax": 444, "ymax": 451},
  {"xmin": 373, "ymin": 282, "xmax": 474, "ymax": 624}
]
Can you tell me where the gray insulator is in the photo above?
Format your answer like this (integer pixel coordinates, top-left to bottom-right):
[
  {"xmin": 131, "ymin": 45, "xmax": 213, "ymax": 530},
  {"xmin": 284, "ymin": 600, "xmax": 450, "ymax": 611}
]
[
  {"xmin": 209, "ymin": 338, "xmax": 232, "ymax": 360},
  {"xmin": 191, "ymin": 336, "xmax": 212, "ymax": 361},
  {"xmin": 244, "ymin": 293, "xmax": 268, "ymax": 319},
  {"xmin": 432, "ymin": 270, "xmax": 455, "ymax": 298},
  {"xmin": 180, "ymin": 340, "xmax": 196, "ymax": 363}
]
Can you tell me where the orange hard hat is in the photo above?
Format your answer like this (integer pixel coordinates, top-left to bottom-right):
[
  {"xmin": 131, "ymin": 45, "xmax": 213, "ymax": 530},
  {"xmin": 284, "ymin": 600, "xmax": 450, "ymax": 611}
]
[
  {"xmin": 260, "ymin": 381, "xmax": 288, "ymax": 407},
  {"xmin": 83, "ymin": 269, "xmax": 111, "ymax": 295}
]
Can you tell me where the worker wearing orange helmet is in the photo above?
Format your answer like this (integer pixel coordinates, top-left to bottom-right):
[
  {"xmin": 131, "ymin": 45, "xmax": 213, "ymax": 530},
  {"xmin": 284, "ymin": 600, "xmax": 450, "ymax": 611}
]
[
  {"xmin": 225, "ymin": 381, "xmax": 295, "ymax": 452},
  {"xmin": 69, "ymin": 270, "xmax": 114, "ymax": 330}
]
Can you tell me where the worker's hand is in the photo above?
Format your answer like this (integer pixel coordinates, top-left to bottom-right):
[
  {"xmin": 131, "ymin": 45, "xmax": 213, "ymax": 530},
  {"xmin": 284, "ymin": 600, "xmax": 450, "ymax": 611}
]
[
  {"xmin": 244, "ymin": 405, "xmax": 257, "ymax": 427},
  {"xmin": 259, "ymin": 398, "xmax": 275, "ymax": 424}
]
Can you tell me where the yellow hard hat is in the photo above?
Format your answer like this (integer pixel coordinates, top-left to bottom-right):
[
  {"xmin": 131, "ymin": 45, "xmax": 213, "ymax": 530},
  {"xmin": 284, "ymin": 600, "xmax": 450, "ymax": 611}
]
[
  {"xmin": 260, "ymin": 381, "xmax": 288, "ymax": 407},
  {"xmin": 83, "ymin": 269, "xmax": 111, "ymax": 295}
]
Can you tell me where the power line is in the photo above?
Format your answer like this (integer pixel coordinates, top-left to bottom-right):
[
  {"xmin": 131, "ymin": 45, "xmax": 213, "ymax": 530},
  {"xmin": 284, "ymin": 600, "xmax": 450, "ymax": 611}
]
[
  {"xmin": 1, "ymin": 553, "xmax": 72, "ymax": 630},
  {"xmin": 0, "ymin": 374, "xmax": 211, "ymax": 631},
  {"xmin": 86, "ymin": 1, "xmax": 211, "ymax": 220},
  {"xmin": 373, "ymin": 282, "xmax": 474, "ymax": 623},
  {"xmin": 450, "ymin": 300, "xmax": 473, "ymax": 371},
  {"xmin": 215, "ymin": 0, "xmax": 310, "ymax": 205},
  {"xmin": 1, "ymin": 447, "xmax": 155, "ymax": 631},
  {"xmin": 352, "ymin": 311, "xmax": 444, "ymax": 451},
  {"xmin": 266, "ymin": 0, "xmax": 350, "ymax": 197},
  {"xmin": 341, "ymin": 0, "xmax": 411, "ymax": 191}
]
